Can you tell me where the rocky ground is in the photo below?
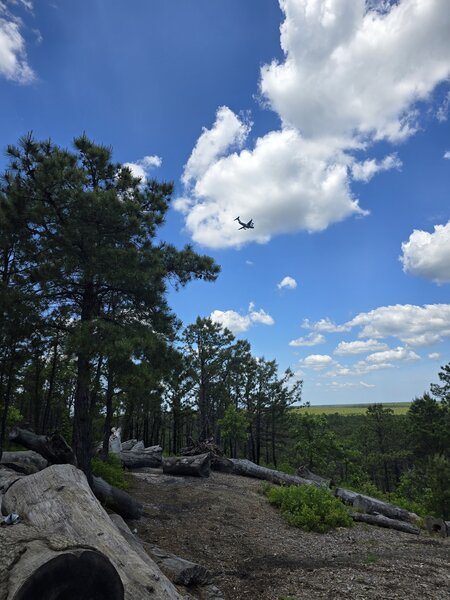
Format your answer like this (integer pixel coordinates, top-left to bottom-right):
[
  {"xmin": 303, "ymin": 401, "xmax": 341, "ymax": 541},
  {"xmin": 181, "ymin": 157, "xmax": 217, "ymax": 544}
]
[{"xmin": 127, "ymin": 469, "xmax": 450, "ymax": 600}]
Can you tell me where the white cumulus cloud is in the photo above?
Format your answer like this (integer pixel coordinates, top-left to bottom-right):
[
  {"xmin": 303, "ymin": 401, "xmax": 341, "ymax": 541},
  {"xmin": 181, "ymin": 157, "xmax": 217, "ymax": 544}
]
[
  {"xmin": 210, "ymin": 302, "xmax": 274, "ymax": 334},
  {"xmin": 277, "ymin": 275, "xmax": 297, "ymax": 290},
  {"xmin": 0, "ymin": 5, "xmax": 34, "ymax": 83},
  {"xmin": 444, "ymin": 151, "xmax": 450, "ymax": 159},
  {"xmin": 176, "ymin": 0, "xmax": 450, "ymax": 249},
  {"xmin": 366, "ymin": 347, "xmax": 420, "ymax": 363},
  {"xmin": 123, "ymin": 155, "xmax": 162, "ymax": 182},
  {"xmin": 334, "ymin": 339, "xmax": 388, "ymax": 355},
  {"xmin": 289, "ymin": 333, "xmax": 325, "ymax": 347},
  {"xmin": 400, "ymin": 221, "xmax": 450, "ymax": 284},
  {"xmin": 301, "ymin": 354, "xmax": 334, "ymax": 370},
  {"xmin": 305, "ymin": 303, "xmax": 450, "ymax": 347},
  {"xmin": 428, "ymin": 352, "xmax": 440, "ymax": 360},
  {"xmin": 351, "ymin": 154, "xmax": 402, "ymax": 182}
]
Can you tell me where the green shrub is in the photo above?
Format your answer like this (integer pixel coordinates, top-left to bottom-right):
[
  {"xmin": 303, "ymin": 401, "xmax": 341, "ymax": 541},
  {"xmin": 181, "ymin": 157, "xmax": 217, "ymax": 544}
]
[
  {"xmin": 266, "ymin": 484, "xmax": 353, "ymax": 533},
  {"xmin": 91, "ymin": 453, "xmax": 128, "ymax": 490}
]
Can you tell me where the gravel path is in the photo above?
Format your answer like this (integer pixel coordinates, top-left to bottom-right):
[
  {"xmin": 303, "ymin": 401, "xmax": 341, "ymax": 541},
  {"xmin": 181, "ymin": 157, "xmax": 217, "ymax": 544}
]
[{"xmin": 127, "ymin": 469, "xmax": 450, "ymax": 600}]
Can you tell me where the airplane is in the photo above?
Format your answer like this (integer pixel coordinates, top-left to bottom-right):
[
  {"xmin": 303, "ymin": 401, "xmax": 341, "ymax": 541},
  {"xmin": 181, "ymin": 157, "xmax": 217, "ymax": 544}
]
[{"xmin": 234, "ymin": 216, "xmax": 254, "ymax": 230}]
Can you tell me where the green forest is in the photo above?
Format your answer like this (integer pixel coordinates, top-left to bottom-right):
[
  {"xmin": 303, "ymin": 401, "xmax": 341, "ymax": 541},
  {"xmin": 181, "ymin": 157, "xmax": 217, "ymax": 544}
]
[{"xmin": 1, "ymin": 135, "xmax": 449, "ymax": 520}]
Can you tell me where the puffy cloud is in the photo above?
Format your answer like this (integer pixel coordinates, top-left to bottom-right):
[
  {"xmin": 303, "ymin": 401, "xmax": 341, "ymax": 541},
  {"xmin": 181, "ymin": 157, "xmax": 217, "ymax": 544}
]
[
  {"xmin": 400, "ymin": 221, "xmax": 450, "ymax": 284},
  {"xmin": 302, "ymin": 317, "xmax": 351, "ymax": 333},
  {"xmin": 0, "ymin": 5, "xmax": 34, "ymax": 83},
  {"xmin": 304, "ymin": 303, "xmax": 450, "ymax": 348},
  {"xmin": 334, "ymin": 339, "xmax": 388, "ymax": 355},
  {"xmin": 177, "ymin": 1, "xmax": 450, "ymax": 248},
  {"xmin": 289, "ymin": 333, "xmax": 325, "ymax": 347},
  {"xmin": 351, "ymin": 154, "xmax": 402, "ymax": 183},
  {"xmin": 277, "ymin": 275, "xmax": 297, "ymax": 290},
  {"xmin": 123, "ymin": 155, "xmax": 162, "ymax": 182},
  {"xmin": 210, "ymin": 302, "xmax": 274, "ymax": 334},
  {"xmin": 366, "ymin": 347, "xmax": 420, "ymax": 363},
  {"xmin": 261, "ymin": 0, "xmax": 450, "ymax": 142},
  {"xmin": 444, "ymin": 151, "xmax": 450, "ymax": 159},
  {"xmin": 176, "ymin": 126, "xmax": 366, "ymax": 248},
  {"xmin": 428, "ymin": 352, "xmax": 440, "ymax": 360},
  {"xmin": 301, "ymin": 354, "xmax": 334, "ymax": 369},
  {"xmin": 347, "ymin": 303, "xmax": 450, "ymax": 346},
  {"xmin": 182, "ymin": 106, "xmax": 251, "ymax": 186}
]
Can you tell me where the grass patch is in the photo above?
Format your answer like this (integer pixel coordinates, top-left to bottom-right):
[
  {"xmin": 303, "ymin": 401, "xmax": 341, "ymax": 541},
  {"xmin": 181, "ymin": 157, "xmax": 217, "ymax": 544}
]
[
  {"xmin": 91, "ymin": 453, "xmax": 129, "ymax": 490},
  {"xmin": 297, "ymin": 402, "xmax": 411, "ymax": 416},
  {"xmin": 265, "ymin": 484, "xmax": 353, "ymax": 533}
]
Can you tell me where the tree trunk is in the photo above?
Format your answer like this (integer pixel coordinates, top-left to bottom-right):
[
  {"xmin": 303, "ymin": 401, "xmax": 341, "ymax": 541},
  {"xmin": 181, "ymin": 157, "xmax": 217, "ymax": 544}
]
[
  {"xmin": 162, "ymin": 453, "xmax": 210, "ymax": 477},
  {"xmin": 0, "ymin": 450, "xmax": 48, "ymax": 474},
  {"xmin": 110, "ymin": 514, "xmax": 212, "ymax": 586},
  {"xmin": 92, "ymin": 476, "xmax": 143, "ymax": 520},
  {"xmin": 41, "ymin": 334, "xmax": 59, "ymax": 434},
  {"xmin": 335, "ymin": 488, "xmax": 420, "ymax": 524},
  {"xmin": 8, "ymin": 426, "xmax": 143, "ymax": 521},
  {"xmin": 351, "ymin": 512, "xmax": 420, "ymax": 535},
  {"xmin": 0, "ymin": 464, "xmax": 182, "ymax": 600},
  {"xmin": 9, "ymin": 427, "xmax": 76, "ymax": 466},
  {"xmin": 120, "ymin": 449, "xmax": 162, "ymax": 469},
  {"xmin": 230, "ymin": 458, "xmax": 319, "ymax": 487}
]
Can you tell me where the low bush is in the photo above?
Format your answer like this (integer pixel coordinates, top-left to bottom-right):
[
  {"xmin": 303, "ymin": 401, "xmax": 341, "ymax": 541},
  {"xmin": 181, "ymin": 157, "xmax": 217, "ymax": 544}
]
[
  {"xmin": 265, "ymin": 484, "xmax": 353, "ymax": 533},
  {"xmin": 91, "ymin": 453, "xmax": 128, "ymax": 490}
]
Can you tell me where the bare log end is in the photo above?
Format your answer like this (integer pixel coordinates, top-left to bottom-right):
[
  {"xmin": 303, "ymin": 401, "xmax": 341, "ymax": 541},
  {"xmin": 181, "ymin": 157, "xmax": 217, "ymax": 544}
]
[{"xmin": 11, "ymin": 549, "xmax": 124, "ymax": 600}]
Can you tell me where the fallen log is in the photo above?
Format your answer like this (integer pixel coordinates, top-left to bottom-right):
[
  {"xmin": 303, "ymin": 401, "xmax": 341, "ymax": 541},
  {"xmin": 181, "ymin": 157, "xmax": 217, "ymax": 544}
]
[
  {"xmin": 211, "ymin": 455, "xmax": 234, "ymax": 473},
  {"xmin": 0, "ymin": 464, "xmax": 182, "ymax": 600},
  {"xmin": 351, "ymin": 512, "xmax": 421, "ymax": 535},
  {"xmin": 120, "ymin": 448, "xmax": 162, "ymax": 469},
  {"xmin": 230, "ymin": 458, "xmax": 319, "ymax": 487},
  {"xmin": 92, "ymin": 476, "xmax": 143, "ymax": 520},
  {"xmin": 335, "ymin": 488, "xmax": 419, "ymax": 524},
  {"xmin": 424, "ymin": 516, "xmax": 448, "ymax": 538},
  {"xmin": 110, "ymin": 514, "xmax": 212, "ymax": 586},
  {"xmin": 8, "ymin": 427, "xmax": 144, "ymax": 521},
  {"xmin": 162, "ymin": 453, "xmax": 211, "ymax": 477},
  {"xmin": 296, "ymin": 466, "xmax": 331, "ymax": 488},
  {"xmin": 0, "ymin": 451, "xmax": 48, "ymax": 475},
  {"xmin": 9, "ymin": 427, "xmax": 76, "ymax": 466}
]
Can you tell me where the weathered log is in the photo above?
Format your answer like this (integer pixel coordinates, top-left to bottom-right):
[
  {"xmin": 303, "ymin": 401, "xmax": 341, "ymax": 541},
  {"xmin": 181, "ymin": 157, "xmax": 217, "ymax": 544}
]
[
  {"xmin": 296, "ymin": 466, "xmax": 331, "ymax": 488},
  {"xmin": 92, "ymin": 476, "xmax": 143, "ymax": 520},
  {"xmin": 9, "ymin": 427, "xmax": 76, "ymax": 466},
  {"xmin": 0, "ymin": 464, "xmax": 182, "ymax": 600},
  {"xmin": 335, "ymin": 488, "xmax": 419, "ymax": 524},
  {"xmin": 8, "ymin": 427, "xmax": 144, "ymax": 521},
  {"xmin": 0, "ymin": 451, "xmax": 48, "ymax": 475},
  {"xmin": 120, "ymin": 448, "xmax": 162, "ymax": 469},
  {"xmin": 180, "ymin": 437, "xmax": 223, "ymax": 457},
  {"xmin": 121, "ymin": 439, "xmax": 138, "ymax": 451},
  {"xmin": 162, "ymin": 453, "xmax": 211, "ymax": 477},
  {"xmin": 110, "ymin": 514, "xmax": 212, "ymax": 586},
  {"xmin": 424, "ymin": 516, "xmax": 448, "ymax": 537},
  {"xmin": 211, "ymin": 455, "xmax": 235, "ymax": 473},
  {"xmin": 230, "ymin": 458, "xmax": 319, "ymax": 487},
  {"xmin": 352, "ymin": 512, "xmax": 421, "ymax": 535}
]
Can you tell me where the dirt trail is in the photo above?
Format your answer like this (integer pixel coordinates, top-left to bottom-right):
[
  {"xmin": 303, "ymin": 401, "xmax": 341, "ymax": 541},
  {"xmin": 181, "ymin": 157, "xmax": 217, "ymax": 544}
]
[{"xmin": 127, "ymin": 469, "xmax": 450, "ymax": 600}]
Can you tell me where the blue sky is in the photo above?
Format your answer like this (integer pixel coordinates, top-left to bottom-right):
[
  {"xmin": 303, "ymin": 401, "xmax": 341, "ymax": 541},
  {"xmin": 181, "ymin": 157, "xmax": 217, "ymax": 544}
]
[{"xmin": 1, "ymin": 0, "xmax": 449, "ymax": 405}]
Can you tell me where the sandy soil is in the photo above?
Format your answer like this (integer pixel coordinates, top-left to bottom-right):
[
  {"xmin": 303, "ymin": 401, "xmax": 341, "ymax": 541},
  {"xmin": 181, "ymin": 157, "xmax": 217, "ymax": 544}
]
[{"xmin": 127, "ymin": 468, "xmax": 450, "ymax": 600}]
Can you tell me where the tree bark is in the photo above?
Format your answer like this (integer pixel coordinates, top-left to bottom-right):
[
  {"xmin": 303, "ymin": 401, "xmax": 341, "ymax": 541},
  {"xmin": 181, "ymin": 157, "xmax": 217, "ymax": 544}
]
[
  {"xmin": 9, "ymin": 427, "xmax": 76, "ymax": 466},
  {"xmin": 230, "ymin": 458, "xmax": 319, "ymax": 487},
  {"xmin": 335, "ymin": 488, "xmax": 419, "ymax": 524},
  {"xmin": 351, "ymin": 512, "xmax": 420, "ymax": 535},
  {"xmin": 0, "ymin": 450, "xmax": 48, "ymax": 475},
  {"xmin": 110, "ymin": 514, "xmax": 212, "ymax": 586},
  {"xmin": 296, "ymin": 466, "xmax": 331, "ymax": 488},
  {"xmin": 162, "ymin": 453, "xmax": 211, "ymax": 477},
  {"xmin": 0, "ymin": 464, "xmax": 182, "ymax": 600},
  {"xmin": 8, "ymin": 427, "xmax": 143, "ymax": 521},
  {"xmin": 120, "ymin": 448, "xmax": 162, "ymax": 469}
]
